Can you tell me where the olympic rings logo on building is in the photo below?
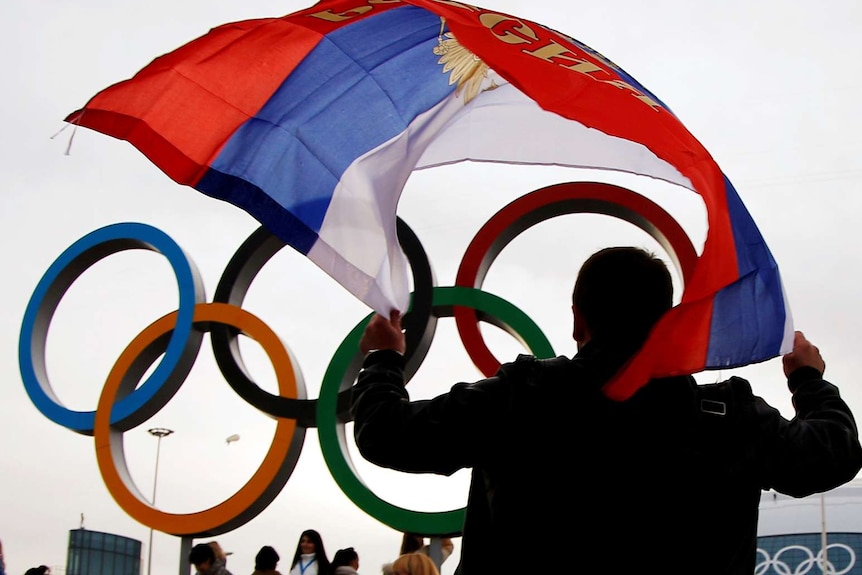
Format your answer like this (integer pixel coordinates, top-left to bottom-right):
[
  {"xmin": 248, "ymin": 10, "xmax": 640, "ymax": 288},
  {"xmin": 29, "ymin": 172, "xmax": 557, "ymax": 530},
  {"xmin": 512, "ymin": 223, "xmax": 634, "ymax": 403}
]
[
  {"xmin": 19, "ymin": 182, "xmax": 696, "ymax": 538},
  {"xmin": 755, "ymin": 542, "xmax": 857, "ymax": 575}
]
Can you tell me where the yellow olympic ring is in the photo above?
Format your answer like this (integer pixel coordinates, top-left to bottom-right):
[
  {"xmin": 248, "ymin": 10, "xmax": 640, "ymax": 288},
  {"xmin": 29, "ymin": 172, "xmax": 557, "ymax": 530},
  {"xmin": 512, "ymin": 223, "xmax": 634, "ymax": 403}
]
[{"xmin": 94, "ymin": 302, "xmax": 302, "ymax": 536}]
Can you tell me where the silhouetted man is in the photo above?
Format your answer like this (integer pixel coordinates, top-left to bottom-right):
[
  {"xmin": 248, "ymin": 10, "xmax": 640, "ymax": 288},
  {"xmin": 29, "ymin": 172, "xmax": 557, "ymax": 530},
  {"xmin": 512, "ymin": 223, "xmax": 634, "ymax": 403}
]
[{"xmin": 352, "ymin": 246, "xmax": 862, "ymax": 575}]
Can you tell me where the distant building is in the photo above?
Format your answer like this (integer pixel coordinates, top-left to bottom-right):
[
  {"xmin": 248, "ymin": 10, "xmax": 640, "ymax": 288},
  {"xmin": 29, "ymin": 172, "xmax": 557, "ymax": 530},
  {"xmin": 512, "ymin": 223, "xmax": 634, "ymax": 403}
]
[
  {"xmin": 757, "ymin": 481, "xmax": 862, "ymax": 574},
  {"xmin": 65, "ymin": 529, "xmax": 141, "ymax": 575}
]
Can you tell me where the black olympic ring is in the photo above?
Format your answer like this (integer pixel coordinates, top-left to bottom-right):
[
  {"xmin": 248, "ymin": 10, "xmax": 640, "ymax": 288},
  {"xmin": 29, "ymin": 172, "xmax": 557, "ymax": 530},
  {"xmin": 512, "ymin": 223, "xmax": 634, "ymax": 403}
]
[{"xmin": 210, "ymin": 217, "xmax": 437, "ymax": 427}]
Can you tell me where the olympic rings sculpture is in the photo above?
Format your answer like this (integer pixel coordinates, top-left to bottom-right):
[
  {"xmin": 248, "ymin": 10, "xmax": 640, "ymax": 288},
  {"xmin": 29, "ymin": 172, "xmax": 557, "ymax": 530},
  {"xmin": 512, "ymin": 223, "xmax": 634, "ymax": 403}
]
[
  {"xmin": 19, "ymin": 181, "xmax": 696, "ymax": 537},
  {"xmin": 755, "ymin": 542, "xmax": 856, "ymax": 575}
]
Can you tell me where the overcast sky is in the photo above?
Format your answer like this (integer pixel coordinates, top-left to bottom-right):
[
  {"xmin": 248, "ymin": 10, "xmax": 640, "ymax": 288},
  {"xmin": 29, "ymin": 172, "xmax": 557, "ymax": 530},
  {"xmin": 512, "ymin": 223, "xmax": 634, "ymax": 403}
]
[{"xmin": 2, "ymin": 0, "xmax": 861, "ymax": 574}]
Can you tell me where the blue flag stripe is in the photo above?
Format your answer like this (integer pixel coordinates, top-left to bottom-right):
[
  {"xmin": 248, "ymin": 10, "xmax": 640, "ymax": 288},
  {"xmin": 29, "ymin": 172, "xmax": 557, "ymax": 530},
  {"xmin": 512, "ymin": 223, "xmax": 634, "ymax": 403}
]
[{"xmin": 201, "ymin": 6, "xmax": 455, "ymax": 243}]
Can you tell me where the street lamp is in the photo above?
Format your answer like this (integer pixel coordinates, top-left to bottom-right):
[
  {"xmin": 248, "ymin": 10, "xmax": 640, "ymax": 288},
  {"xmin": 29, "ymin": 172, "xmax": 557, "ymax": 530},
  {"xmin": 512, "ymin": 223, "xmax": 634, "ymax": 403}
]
[
  {"xmin": 147, "ymin": 427, "xmax": 174, "ymax": 575},
  {"xmin": 821, "ymin": 492, "xmax": 830, "ymax": 575}
]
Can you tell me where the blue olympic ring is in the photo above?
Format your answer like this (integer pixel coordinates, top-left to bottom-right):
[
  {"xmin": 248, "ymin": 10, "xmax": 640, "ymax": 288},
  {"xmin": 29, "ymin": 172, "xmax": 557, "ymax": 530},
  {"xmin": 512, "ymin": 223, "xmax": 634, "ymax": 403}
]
[{"xmin": 19, "ymin": 222, "xmax": 205, "ymax": 434}]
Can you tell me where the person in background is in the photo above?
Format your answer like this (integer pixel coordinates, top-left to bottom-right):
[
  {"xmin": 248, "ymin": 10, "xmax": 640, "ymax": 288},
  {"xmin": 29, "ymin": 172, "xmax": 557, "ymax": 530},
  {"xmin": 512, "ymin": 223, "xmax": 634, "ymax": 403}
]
[
  {"xmin": 289, "ymin": 530, "xmax": 330, "ymax": 575},
  {"xmin": 23, "ymin": 568, "xmax": 49, "ymax": 575},
  {"xmin": 389, "ymin": 554, "xmax": 438, "ymax": 575},
  {"xmin": 352, "ymin": 246, "xmax": 862, "ymax": 575},
  {"xmin": 330, "ymin": 547, "xmax": 360, "ymax": 575},
  {"xmin": 382, "ymin": 535, "xmax": 453, "ymax": 574},
  {"xmin": 399, "ymin": 535, "xmax": 453, "ymax": 566},
  {"xmin": 252, "ymin": 545, "xmax": 282, "ymax": 575},
  {"xmin": 189, "ymin": 542, "xmax": 232, "ymax": 575},
  {"xmin": 0, "ymin": 538, "xmax": 5, "ymax": 575},
  {"xmin": 209, "ymin": 542, "xmax": 229, "ymax": 572}
]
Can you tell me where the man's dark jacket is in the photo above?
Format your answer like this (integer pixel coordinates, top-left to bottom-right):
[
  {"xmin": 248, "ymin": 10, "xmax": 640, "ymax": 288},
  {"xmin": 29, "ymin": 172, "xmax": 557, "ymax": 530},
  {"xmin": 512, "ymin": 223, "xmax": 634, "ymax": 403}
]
[{"xmin": 351, "ymin": 342, "xmax": 862, "ymax": 574}]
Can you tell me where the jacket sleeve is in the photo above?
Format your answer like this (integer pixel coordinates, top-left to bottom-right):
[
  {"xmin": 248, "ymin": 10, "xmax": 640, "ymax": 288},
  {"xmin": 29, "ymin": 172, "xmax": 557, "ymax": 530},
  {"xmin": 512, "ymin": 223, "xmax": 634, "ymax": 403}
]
[
  {"xmin": 759, "ymin": 366, "xmax": 862, "ymax": 496},
  {"xmin": 350, "ymin": 350, "xmax": 529, "ymax": 476}
]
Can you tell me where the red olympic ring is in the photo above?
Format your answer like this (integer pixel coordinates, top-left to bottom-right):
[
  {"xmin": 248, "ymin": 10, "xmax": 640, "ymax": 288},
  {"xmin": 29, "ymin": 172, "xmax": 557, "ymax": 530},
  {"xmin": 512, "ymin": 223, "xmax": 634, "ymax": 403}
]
[{"xmin": 454, "ymin": 181, "xmax": 697, "ymax": 376}]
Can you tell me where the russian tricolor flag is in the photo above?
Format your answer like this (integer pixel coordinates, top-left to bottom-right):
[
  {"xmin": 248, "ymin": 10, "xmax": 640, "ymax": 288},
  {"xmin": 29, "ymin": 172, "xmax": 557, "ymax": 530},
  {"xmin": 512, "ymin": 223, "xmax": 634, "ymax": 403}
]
[{"xmin": 65, "ymin": 0, "xmax": 793, "ymax": 399}]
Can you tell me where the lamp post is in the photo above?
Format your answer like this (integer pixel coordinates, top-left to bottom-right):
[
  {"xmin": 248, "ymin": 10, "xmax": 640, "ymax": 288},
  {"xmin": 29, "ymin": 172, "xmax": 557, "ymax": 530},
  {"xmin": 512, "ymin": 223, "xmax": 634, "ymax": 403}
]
[
  {"xmin": 147, "ymin": 427, "xmax": 174, "ymax": 575},
  {"xmin": 821, "ymin": 492, "xmax": 830, "ymax": 575}
]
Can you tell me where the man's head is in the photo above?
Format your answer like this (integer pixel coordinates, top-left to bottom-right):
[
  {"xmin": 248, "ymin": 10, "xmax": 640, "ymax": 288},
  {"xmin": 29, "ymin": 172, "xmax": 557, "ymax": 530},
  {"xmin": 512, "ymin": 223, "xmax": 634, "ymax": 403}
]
[
  {"xmin": 572, "ymin": 247, "xmax": 672, "ymax": 349},
  {"xmin": 189, "ymin": 543, "xmax": 216, "ymax": 574}
]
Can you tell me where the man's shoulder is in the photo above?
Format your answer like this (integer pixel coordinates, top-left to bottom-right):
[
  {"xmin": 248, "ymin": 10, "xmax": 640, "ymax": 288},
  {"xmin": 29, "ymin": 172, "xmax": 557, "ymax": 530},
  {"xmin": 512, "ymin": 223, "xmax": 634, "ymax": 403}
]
[
  {"xmin": 512, "ymin": 353, "xmax": 572, "ymax": 369},
  {"xmin": 499, "ymin": 354, "xmax": 573, "ymax": 385},
  {"xmin": 696, "ymin": 376, "xmax": 754, "ymax": 408},
  {"xmin": 693, "ymin": 376, "xmax": 760, "ymax": 433}
]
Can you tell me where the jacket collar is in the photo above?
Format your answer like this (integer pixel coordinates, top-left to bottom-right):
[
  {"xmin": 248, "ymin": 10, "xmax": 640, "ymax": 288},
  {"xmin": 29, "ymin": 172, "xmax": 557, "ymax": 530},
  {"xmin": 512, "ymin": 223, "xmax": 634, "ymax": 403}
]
[{"xmin": 574, "ymin": 339, "xmax": 695, "ymax": 400}]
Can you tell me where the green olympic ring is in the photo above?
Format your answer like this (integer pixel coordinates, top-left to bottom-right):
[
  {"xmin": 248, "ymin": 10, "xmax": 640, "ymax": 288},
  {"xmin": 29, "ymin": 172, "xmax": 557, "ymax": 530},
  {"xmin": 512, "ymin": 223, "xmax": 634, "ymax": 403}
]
[{"xmin": 317, "ymin": 285, "xmax": 555, "ymax": 534}]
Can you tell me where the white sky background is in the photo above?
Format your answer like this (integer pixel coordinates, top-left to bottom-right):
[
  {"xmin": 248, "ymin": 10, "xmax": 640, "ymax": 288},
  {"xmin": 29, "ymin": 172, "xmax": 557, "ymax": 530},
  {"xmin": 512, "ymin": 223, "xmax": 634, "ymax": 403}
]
[{"xmin": 1, "ymin": 0, "xmax": 861, "ymax": 573}]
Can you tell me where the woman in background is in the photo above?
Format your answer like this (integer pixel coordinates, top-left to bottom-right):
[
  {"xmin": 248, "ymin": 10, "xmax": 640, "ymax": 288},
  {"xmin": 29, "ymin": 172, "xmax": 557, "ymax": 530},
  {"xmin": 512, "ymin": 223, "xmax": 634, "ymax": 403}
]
[
  {"xmin": 382, "ymin": 535, "xmax": 452, "ymax": 575},
  {"xmin": 289, "ymin": 529, "xmax": 330, "ymax": 575},
  {"xmin": 398, "ymin": 535, "xmax": 453, "ymax": 565},
  {"xmin": 330, "ymin": 547, "xmax": 360, "ymax": 575},
  {"xmin": 389, "ymin": 554, "xmax": 438, "ymax": 575}
]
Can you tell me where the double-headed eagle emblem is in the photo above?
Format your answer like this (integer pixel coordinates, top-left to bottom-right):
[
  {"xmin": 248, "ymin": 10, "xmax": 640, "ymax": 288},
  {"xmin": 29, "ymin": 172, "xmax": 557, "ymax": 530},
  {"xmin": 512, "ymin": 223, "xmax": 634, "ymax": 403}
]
[{"xmin": 433, "ymin": 18, "xmax": 498, "ymax": 104}]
